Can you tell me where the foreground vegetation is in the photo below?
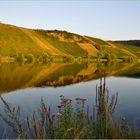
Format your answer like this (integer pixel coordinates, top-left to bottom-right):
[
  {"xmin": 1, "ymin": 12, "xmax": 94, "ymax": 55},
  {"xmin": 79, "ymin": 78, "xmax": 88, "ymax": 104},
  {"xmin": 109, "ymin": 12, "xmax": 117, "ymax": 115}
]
[{"xmin": 0, "ymin": 78, "xmax": 140, "ymax": 139}]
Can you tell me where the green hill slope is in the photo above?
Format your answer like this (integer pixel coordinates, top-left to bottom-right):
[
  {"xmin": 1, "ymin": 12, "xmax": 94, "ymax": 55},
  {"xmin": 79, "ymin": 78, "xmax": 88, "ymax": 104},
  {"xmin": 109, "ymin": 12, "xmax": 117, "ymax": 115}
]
[
  {"xmin": 0, "ymin": 23, "xmax": 140, "ymax": 59},
  {"xmin": 114, "ymin": 40, "xmax": 140, "ymax": 47},
  {"xmin": 0, "ymin": 24, "xmax": 46, "ymax": 56}
]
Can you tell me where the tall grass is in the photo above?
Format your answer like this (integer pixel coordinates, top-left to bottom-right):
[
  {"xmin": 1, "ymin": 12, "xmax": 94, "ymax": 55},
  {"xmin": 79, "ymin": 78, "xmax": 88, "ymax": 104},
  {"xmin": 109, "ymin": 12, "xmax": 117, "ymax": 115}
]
[{"xmin": 0, "ymin": 78, "xmax": 140, "ymax": 139}]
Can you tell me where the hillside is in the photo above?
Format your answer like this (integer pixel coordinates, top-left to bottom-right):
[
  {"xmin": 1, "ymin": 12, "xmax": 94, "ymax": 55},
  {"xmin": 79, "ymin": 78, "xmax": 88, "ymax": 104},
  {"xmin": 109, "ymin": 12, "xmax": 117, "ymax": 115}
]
[
  {"xmin": 0, "ymin": 23, "xmax": 140, "ymax": 60},
  {"xmin": 109, "ymin": 41, "xmax": 140, "ymax": 57},
  {"xmin": 114, "ymin": 40, "xmax": 140, "ymax": 47}
]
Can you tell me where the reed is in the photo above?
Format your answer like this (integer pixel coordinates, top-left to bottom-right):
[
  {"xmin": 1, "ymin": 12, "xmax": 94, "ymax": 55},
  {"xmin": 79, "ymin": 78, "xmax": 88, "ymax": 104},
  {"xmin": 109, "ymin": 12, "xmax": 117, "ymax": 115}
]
[{"xmin": 0, "ymin": 78, "xmax": 140, "ymax": 139}]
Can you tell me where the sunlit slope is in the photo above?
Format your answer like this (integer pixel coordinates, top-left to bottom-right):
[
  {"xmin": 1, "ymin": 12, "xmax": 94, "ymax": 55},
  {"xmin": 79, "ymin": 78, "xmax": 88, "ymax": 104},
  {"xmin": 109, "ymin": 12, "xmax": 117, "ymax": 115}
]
[
  {"xmin": 0, "ymin": 24, "xmax": 66, "ymax": 56},
  {"xmin": 34, "ymin": 30, "xmax": 91, "ymax": 56},
  {"xmin": 109, "ymin": 41, "xmax": 140, "ymax": 57},
  {"xmin": 0, "ymin": 23, "xmax": 140, "ymax": 57},
  {"xmin": 0, "ymin": 23, "xmax": 87, "ymax": 56},
  {"xmin": 0, "ymin": 24, "xmax": 45, "ymax": 56}
]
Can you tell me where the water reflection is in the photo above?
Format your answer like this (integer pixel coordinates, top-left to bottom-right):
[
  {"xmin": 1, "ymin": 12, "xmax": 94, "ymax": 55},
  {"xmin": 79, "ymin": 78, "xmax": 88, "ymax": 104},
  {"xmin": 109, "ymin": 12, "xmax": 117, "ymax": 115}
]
[
  {"xmin": 0, "ymin": 62, "xmax": 139, "ymax": 93},
  {"xmin": 0, "ymin": 78, "xmax": 119, "ymax": 139},
  {"xmin": 0, "ymin": 62, "xmax": 140, "ymax": 137}
]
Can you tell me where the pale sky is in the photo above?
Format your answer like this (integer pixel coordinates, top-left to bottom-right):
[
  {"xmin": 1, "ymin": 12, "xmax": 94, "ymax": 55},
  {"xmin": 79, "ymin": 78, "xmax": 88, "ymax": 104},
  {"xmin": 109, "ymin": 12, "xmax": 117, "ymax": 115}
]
[{"xmin": 0, "ymin": 1, "xmax": 140, "ymax": 40}]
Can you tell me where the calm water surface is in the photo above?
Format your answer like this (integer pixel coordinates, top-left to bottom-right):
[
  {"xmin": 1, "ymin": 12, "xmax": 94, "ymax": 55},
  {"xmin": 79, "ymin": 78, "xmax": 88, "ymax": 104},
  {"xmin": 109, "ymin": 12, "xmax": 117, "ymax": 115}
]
[{"xmin": 0, "ymin": 62, "xmax": 140, "ymax": 138}]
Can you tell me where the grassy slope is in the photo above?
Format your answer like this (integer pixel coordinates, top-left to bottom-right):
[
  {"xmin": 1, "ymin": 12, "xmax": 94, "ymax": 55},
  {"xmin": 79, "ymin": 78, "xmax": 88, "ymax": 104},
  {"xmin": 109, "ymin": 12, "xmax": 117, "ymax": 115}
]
[
  {"xmin": 35, "ymin": 32, "xmax": 86, "ymax": 56},
  {"xmin": 0, "ymin": 24, "xmax": 47, "ymax": 56},
  {"xmin": 87, "ymin": 37, "xmax": 133, "ymax": 58},
  {"xmin": 114, "ymin": 40, "xmax": 140, "ymax": 47},
  {"xmin": 0, "ymin": 24, "xmax": 70, "ymax": 56},
  {"xmin": 110, "ymin": 41, "xmax": 140, "ymax": 57},
  {"xmin": 0, "ymin": 23, "xmax": 140, "ymax": 58}
]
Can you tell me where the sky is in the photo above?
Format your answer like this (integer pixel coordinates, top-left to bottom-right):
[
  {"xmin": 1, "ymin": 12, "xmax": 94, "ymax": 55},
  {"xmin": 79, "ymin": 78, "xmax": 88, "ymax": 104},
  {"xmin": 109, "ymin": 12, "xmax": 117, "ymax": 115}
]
[{"xmin": 0, "ymin": 1, "xmax": 140, "ymax": 40}]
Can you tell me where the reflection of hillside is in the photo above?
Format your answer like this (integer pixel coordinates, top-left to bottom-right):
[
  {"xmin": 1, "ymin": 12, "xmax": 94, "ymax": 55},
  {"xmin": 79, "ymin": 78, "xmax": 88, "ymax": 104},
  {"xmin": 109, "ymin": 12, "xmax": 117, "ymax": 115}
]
[
  {"xmin": 0, "ymin": 63, "xmax": 87, "ymax": 93},
  {"xmin": 0, "ymin": 63, "xmax": 42, "ymax": 92},
  {"xmin": 0, "ymin": 63, "xmax": 66, "ymax": 93},
  {"xmin": 114, "ymin": 63, "xmax": 140, "ymax": 78},
  {"xmin": 36, "ymin": 63, "xmax": 86, "ymax": 87},
  {"xmin": 24, "ymin": 63, "xmax": 68, "ymax": 87},
  {"xmin": 0, "ymin": 62, "xmax": 139, "ymax": 93}
]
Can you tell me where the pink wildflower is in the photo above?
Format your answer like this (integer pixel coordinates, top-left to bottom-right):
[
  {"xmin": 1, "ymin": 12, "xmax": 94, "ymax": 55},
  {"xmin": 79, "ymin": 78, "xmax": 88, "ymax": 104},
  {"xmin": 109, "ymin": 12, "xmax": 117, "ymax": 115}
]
[
  {"xmin": 61, "ymin": 98, "xmax": 72, "ymax": 105},
  {"xmin": 56, "ymin": 112, "xmax": 62, "ymax": 118}
]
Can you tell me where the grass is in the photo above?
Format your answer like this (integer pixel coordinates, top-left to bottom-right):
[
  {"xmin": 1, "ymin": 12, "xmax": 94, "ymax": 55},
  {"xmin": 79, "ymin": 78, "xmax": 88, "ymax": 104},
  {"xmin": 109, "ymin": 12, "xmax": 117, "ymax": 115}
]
[
  {"xmin": 35, "ymin": 30, "xmax": 86, "ymax": 56},
  {"xmin": 87, "ymin": 36, "xmax": 109, "ymax": 46},
  {"xmin": 0, "ymin": 78, "xmax": 140, "ymax": 139},
  {"xmin": 114, "ymin": 40, "xmax": 140, "ymax": 47},
  {"xmin": 0, "ymin": 24, "xmax": 46, "ymax": 56},
  {"xmin": 103, "ymin": 47, "xmax": 128, "ymax": 58},
  {"xmin": 111, "ymin": 42, "xmax": 140, "ymax": 57},
  {"xmin": 1, "ymin": 23, "xmax": 140, "ymax": 60}
]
